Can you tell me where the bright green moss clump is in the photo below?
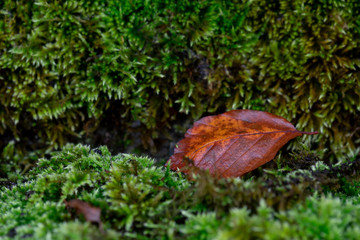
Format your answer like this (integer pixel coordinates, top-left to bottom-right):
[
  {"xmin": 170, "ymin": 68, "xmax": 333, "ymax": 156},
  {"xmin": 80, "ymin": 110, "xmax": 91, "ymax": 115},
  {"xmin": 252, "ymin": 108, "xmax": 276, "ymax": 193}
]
[
  {"xmin": 1, "ymin": 0, "xmax": 359, "ymax": 176},
  {"xmin": 1, "ymin": 144, "xmax": 189, "ymax": 239},
  {"xmin": 2, "ymin": 144, "xmax": 360, "ymax": 239},
  {"xmin": 185, "ymin": 197, "xmax": 360, "ymax": 240}
]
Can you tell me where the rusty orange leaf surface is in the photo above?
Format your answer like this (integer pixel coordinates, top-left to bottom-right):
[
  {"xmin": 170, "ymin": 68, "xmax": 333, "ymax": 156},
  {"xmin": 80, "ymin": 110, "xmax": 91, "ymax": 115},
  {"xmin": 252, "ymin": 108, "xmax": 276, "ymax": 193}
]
[{"xmin": 167, "ymin": 110, "xmax": 318, "ymax": 178}]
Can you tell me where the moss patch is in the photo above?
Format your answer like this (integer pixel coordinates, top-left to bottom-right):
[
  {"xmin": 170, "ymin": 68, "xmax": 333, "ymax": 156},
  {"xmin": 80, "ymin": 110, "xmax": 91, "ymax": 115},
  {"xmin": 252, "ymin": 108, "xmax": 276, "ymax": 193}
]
[
  {"xmin": 2, "ymin": 144, "xmax": 360, "ymax": 239},
  {"xmin": 1, "ymin": 0, "xmax": 359, "ymax": 176}
]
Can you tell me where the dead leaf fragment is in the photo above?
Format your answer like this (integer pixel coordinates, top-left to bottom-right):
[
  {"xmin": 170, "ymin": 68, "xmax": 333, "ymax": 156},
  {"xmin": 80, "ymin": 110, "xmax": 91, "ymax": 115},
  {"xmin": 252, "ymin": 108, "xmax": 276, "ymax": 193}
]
[
  {"xmin": 65, "ymin": 199, "xmax": 103, "ymax": 230},
  {"xmin": 167, "ymin": 110, "xmax": 318, "ymax": 178}
]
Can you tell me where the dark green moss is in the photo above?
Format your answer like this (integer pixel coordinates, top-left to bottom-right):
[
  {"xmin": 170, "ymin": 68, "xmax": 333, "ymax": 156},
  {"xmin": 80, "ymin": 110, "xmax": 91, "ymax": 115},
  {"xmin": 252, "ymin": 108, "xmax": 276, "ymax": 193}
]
[{"xmin": 1, "ymin": 0, "xmax": 359, "ymax": 176}]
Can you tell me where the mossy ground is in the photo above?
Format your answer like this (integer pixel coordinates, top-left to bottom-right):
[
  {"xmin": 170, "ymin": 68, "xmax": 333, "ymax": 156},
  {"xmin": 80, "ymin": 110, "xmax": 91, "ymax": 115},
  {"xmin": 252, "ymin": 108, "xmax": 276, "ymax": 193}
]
[
  {"xmin": 1, "ymin": 0, "xmax": 360, "ymax": 238},
  {"xmin": 1, "ymin": 144, "xmax": 360, "ymax": 239}
]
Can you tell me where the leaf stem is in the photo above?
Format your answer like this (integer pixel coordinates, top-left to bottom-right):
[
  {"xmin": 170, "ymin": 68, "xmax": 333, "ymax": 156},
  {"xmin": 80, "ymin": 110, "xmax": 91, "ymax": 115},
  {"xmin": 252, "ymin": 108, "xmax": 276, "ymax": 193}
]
[{"xmin": 299, "ymin": 131, "xmax": 319, "ymax": 135}]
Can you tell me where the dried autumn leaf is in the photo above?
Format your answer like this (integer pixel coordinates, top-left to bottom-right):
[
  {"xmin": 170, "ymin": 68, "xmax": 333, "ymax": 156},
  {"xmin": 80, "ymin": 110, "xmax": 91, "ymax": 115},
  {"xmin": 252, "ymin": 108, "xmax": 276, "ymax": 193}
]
[
  {"xmin": 65, "ymin": 199, "xmax": 103, "ymax": 230},
  {"xmin": 167, "ymin": 110, "xmax": 318, "ymax": 178}
]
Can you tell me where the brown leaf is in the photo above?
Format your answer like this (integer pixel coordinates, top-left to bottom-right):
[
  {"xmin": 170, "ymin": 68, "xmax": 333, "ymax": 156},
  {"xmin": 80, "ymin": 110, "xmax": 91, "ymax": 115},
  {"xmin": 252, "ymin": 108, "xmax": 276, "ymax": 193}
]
[
  {"xmin": 65, "ymin": 199, "xmax": 103, "ymax": 230},
  {"xmin": 167, "ymin": 110, "xmax": 318, "ymax": 178}
]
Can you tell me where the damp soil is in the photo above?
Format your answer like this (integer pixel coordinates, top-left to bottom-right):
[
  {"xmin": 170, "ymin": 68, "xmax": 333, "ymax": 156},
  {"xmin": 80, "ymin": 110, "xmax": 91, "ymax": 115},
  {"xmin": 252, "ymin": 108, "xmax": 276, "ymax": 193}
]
[{"xmin": 81, "ymin": 112, "xmax": 194, "ymax": 163}]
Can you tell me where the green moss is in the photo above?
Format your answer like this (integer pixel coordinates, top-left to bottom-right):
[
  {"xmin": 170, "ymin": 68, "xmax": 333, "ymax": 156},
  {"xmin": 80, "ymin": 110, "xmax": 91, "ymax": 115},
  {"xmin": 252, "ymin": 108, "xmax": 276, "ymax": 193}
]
[
  {"xmin": 0, "ymin": 144, "xmax": 189, "ymax": 239},
  {"xmin": 1, "ymin": 0, "xmax": 359, "ymax": 176},
  {"xmin": 2, "ymin": 144, "xmax": 360, "ymax": 239},
  {"xmin": 210, "ymin": 196, "xmax": 360, "ymax": 240}
]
